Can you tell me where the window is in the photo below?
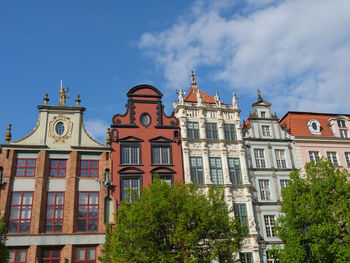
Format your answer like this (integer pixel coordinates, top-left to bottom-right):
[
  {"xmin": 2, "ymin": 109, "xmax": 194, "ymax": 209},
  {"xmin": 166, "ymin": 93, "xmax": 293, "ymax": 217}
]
[
  {"xmin": 228, "ymin": 158, "xmax": 242, "ymax": 185},
  {"xmin": 327, "ymin": 152, "xmax": 338, "ymax": 166},
  {"xmin": 121, "ymin": 145, "xmax": 140, "ymax": 164},
  {"xmin": 340, "ymin": 129, "xmax": 348, "ymax": 138},
  {"xmin": 307, "ymin": 119, "xmax": 321, "ymax": 135},
  {"xmin": 140, "ymin": 113, "xmax": 151, "ymax": 127},
  {"xmin": 50, "ymin": 159, "xmax": 67, "ymax": 177},
  {"xmin": 159, "ymin": 174, "xmax": 173, "ymax": 185},
  {"xmin": 121, "ymin": 177, "xmax": 141, "ymax": 203},
  {"xmin": 280, "ymin": 179, "xmax": 289, "ymax": 189},
  {"xmin": 254, "ymin": 149, "xmax": 266, "ymax": 168},
  {"xmin": 80, "ymin": 160, "xmax": 98, "ymax": 177},
  {"xmin": 209, "ymin": 157, "xmax": 224, "ymax": 184},
  {"xmin": 309, "ymin": 151, "xmax": 319, "ymax": 163},
  {"xmin": 259, "ymin": 180, "xmax": 272, "ymax": 200},
  {"xmin": 264, "ymin": 215, "xmax": 275, "ymax": 237},
  {"xmin": 234, "ymin": 204, "xmax": 249, "ymax": 234},
  {"xmin": 205, "ymin": 123, "xmax": 218, "ymax": 140},
  {"xmin": 77, "ymin": 192, "xmax": 98, "ymax": 232},
  {"xmin": 55, "ymin": 122, "xmax": 65, "ymax": 136},
  {"xmin": 190, "ymin": 157, "xmax": 204, "ymax": 184},
  {"xmin": 262, "ymin": 125, "xmax": 271, "ymax": 136},
  {"xmin": 42, "ymin": 248, "xmax": 60, "ymax": 263},
  {"xmin": 46, "ymin": 192, "xmax": 64, "ymax": 233},
  {"xmin": 8, "ymin": 192, "xmax": 33, "ymax": 233},
  {"xmin": 75, "ymin": 247, "xmax": 96, "ymax": 263},
  {"xmin": 187, "ymin": 122, "xmax": 200, "ymax": 139},
  {"xmin": 224, "ymin": 124, "xmax": 236, "ymax": 141},
  {"xmin": 151, "ymin": 146, "xmax": 171, "ymax": 164},
  {"xmin": 9, "ymin": 248, "xmax": 27, "ymax": 263},
  {"xmin": 266, "ymin": 251, "xmax": 279, "ymax": 263},
  {"xmin": 337, "ymin": 120, "xmax": 346, "ymax": 128},
  {"xmin": 15, "ymin": 158, "xmax": 36, "ymax": 177},
  {"xmin": 275, "ymin": 150, "xmax": 287, "ymax": 169},
  {"xmin": 261, "ymin": 111, "xmax": 266, "ymax": 118},
  {"xmin": 239, "ymin": 252, "xmax": 253, "ymax": 263},
  {"xmin": 345, "ymin": 152, "xmax": 350, "ymax": 167}
]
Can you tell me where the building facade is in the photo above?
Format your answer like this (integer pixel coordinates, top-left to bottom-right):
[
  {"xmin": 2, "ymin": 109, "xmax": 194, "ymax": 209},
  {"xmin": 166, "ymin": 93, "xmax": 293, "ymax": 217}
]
[
  {"xmin": 110, "ymin": 84, "xmax": 184, "ymax": 206},
  {"xmin": 280, "ymin": 111, "xmax": 350, "ymax": 171},
  {"xmin": 242, "ymin": 92, "xmax": 297, "ymax": 262},
  {"xmin": 0, "ymin": 86, "xmax": 111, "ymax": 263},
  {"xmin": 173, "ymin": 72, "xmax": 260, "ymax": 263}
]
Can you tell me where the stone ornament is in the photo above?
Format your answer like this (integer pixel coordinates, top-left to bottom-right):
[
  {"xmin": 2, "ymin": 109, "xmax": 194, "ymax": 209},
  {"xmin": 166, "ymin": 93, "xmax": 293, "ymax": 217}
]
[{"xmin": 48, "ymin": 114, "xmax": 72, "ymax": 143}]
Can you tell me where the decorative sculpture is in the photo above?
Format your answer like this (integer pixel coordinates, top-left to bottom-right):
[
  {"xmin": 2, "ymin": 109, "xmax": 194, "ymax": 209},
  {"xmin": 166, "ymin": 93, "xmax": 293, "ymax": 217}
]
[{"xmin": 59, "ymin": 80, "xmax": 69, "ymax": 105}]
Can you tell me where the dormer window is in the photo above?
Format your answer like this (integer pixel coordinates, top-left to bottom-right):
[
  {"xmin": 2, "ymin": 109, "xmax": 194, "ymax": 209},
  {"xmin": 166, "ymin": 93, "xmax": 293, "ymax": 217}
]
[
  {"xmin": 337, "ymin": 120, "xmax": 346, "ymax": 128},
  {"xmin": 337, "ymin": 119, "xmax": 348, "ymax": 138},
  {"xmin": 307, "ymin": 120, "xmax": 321, "ymax": 135}
]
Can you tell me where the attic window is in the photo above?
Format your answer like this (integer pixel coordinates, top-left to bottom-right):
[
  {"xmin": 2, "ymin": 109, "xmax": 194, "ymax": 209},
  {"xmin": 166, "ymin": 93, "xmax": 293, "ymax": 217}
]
[
  {"xmin": 307, "ymin": 120, "xmax": 321, "ymax": 135},
  {"xmin": 261, "ymin": 111, "xmax": 266, "ymax": 118}
]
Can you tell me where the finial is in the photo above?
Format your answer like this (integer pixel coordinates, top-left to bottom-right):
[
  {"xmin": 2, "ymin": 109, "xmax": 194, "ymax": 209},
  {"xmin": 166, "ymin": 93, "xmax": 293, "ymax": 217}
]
[
  {"xmin": 257, "ymin": 89, "xmax": 262, "ymax": 100},
  {"xmin": 214, "ymin": 91, "xmax": 221, "ymax": 107},
  {"xmin": 43, "ymin": 93, "xmax": 49, "ymax": 105},
  {"xmin": 232, "ymin": 92, "xmax": 240, "ymax": 109},
  {"xmin": 105, "ymin": 128, "xmax": 111, "ymax": 146},
  {"xmin": 75, "ymin": 94, "xmax": 81, "ymax": 106},
  {"xmin": 5, "ymin": 124, "xmax": 12, "ymax": 143},
  {"xmin": 190, "ymin": 70, "xmax": 198, "ymax": 90},
  {"xmin": 59, "ymin": 80, "xmax": 70, "ymax": 106}
]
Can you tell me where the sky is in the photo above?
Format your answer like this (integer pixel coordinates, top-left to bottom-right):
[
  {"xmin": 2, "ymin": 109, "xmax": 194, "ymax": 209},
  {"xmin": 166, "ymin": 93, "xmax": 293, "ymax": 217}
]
[{"xmin": 1, "ymin": 0, "xmax": 350, "ymax": 143}]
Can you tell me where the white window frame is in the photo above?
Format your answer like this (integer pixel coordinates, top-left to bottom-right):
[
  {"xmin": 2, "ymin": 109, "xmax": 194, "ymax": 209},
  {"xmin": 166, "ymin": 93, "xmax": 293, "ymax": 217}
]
[
  {"xmin": 264, "ymin": 215, "xmax": 276, "ymax": 237},
  {"xmin": 309, "ymin": 151, "xmax": 319, "ymax": 163},
  {"xmin": 326, "ymin": 152, "xmax": 338, "ymax": 166},
  {"xmin": 275, "ymin": 149, "xmax": 287, "ymax": 169},
  {"xmin": 340, "ymin": 129, "xmax": 348, "ymax": 138},
  {"xmin": 261, "ymin": 125, "xmax": 271, "ymax": 136},
  {"xmin": 259, "ymin": 179, "xmax": 272, "ymax": 200},
  {"xmin": 254, "ymin": 149, "xmax": 266, "ymax": 168},
  {"xmin": 345, "ymin": 152, "xmax": 350, "ymax": 167}
]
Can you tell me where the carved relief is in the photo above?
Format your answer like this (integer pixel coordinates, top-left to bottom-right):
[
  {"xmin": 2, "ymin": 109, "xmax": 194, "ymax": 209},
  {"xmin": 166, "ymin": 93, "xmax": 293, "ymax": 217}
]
[{"xmin": 48, "ymin": 114, "xmax": 72, "ymax": 143}]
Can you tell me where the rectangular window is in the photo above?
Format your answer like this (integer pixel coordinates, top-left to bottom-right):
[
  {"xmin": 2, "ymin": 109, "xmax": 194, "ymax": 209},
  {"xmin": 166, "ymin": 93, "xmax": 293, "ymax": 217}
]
[
  {"xmin": 80, "ymin": 160, "xmax": 98, "ymax": 177},
  {"xmin": 261, "ymin": 111, "xmax": 266, "ymax": 118},
  {"xmin": 340, "ymin": 129, "xmax": 348, "ymax": 138},
  {"xmin": 337, "ymin": 120, "xmax": 346, "ymax": 128},
  {"xmin": 151, "ymin": 146, "xmax": 171, "ymax": 165},
  {"xmin": 187, "ymin": 122, "xmax": 200, "ymax": 139},
  {"xmin": 77, "ymin": 192, "xmax": 98, "ymax": 232},
  {"xmin": 239, "ymin": 252, "xmax": 253, "ymax": 263},
  {"xmin": 228, "ymin": 158, "xmax": 242, "ymax": 185},
  {"xmin": 15, "ymin": 158, "xmax": 36, "ymax": 177},
  {"xmin": 75, "ymin": 247, "xmax": 96, "ymax": 263},
  {"xmin": 209, "ymin": 157, "xmax": 224, "ymax": 184},
  {"xmin": 275, "ymin": 150, "xmax": 287, "ymax": 169},
  {"xmin": 309, "ymin": 151, "xmax": 319, "ymax": 163},
  {"xmin": 121, "ymin": 177, "xmax": 141, "ymax": 203},
  {"xmin": 266, "ymin": 251, "xmax": 278, "ymax": 263},
  {"xmin": 159, "ymin": 175, "xmax": 173, "ymax": 185},
  {"xmin": 262, "ymin": 125, "xmax": 271, "ymax": 136},
  {"xmin": 280, "ymin": 179, "xmax": 289, "ymax": 189},
  {"xmin": 259, "ymin": 180, "xmax": 272, "ymax": 200},
  {"xmin": 46, "ymin": 192, "xmax": 64, "ymax": 233},
  {"xmin": 190, "ymin": 157, "xmax": 204, "ymax": 184},
  {"xmin": 345, "ymin": 152, "xmax": 350, "ymax": 167},
  {"xmin": 42, "ymin": 248, "xmax": 60, "ymax": 263},
  {"xmin": 50, "ymin": 159, "xmax": 67, "ymax": 177},
  {"xmin": 205, "ymin": 123, "xmax": 218, "ymax": 140},
  {"xmin": 8, "ymin": 192, "xmax": 33, "ymax": 233},
  {"xmin": 254, "ymin": 149, "xmax": 266, "ymax": 168},
  {"xmin": 224, "ymin": 124, "xmax": 236, "ymax": 141},
  {"xmin": 9, "ymin": 248, "xmax": 27, "ymax": 263},
  {"xmin": 121, "ymin": 145, "xmax": 140, "ymax": 164},
  {"xmin": 234, "ymin": 204, "xmax": 249, "ymax": 234},
  {"xmin": 264, "ymin": 215, "xmax": 276, "ymax": 237},
  {"xmin": 327, "ymin": 152, "xmax": 338, "ymax": 166}
]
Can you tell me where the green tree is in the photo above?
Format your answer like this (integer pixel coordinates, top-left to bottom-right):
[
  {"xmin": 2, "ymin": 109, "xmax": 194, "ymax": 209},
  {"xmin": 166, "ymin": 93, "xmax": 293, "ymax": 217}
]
[
  {"xmin": 103, "ymin": 178, "xmax": 244, "ymax": 263},
  {"xmin": 272, "ymin": 159, "xmax": 350, "ymax": 263},
  {"xmin": 0, "ymin": 216, "xmax": 9, "ymax": 263}
]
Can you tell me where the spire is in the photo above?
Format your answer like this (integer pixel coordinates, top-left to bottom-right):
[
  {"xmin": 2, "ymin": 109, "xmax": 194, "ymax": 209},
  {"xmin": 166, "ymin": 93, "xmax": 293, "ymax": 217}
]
[{"xmin": 190, "ymin": 70, "xmax": 198, "ymax": 90}]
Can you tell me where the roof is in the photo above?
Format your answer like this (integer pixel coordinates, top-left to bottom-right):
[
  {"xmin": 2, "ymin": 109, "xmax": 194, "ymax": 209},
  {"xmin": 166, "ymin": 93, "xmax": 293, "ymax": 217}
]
[{"xmin": 184, "ymin": 88, "xmax": 216, "ymax": 104}]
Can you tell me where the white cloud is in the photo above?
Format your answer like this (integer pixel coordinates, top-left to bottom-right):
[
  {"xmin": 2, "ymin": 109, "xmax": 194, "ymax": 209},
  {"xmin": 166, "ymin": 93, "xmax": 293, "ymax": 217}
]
[
  {"xmin": 139, "ymin": 0, "xmax": 350, "ymax": 114},
  {"xmin": 85, "ymin": 119, "xmax": 109, "ymax": 142}
]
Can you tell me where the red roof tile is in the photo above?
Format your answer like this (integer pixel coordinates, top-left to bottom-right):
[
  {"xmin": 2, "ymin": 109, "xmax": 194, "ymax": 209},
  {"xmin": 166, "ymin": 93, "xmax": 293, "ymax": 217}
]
[{"xmin": 184, "ymin": 88, "xmax": 216, "ymax": 104}]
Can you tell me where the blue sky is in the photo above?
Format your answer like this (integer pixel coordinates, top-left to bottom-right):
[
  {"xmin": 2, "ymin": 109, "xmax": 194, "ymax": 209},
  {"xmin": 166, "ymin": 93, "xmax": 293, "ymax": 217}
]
[{"xmin": 1, "ymin": 0, "xmax": 350, "ymax": 143}]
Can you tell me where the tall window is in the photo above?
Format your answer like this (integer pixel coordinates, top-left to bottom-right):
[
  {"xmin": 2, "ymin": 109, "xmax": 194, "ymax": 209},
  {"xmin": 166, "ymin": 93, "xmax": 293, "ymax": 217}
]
[
  {"xmin": 187, "ymin": 122, "xmax": 200, "ymax": 139},
  {"xmin": 275, "ymin": 150, "xmax": 287, "ymax": 168},
  {"xmin": 121, "ymin": 145, "xmax": 140, "ymax": 164},
  {"xmin": 15, "ymin": 159, "xmax": 36, "ymax": 177},
  {"xmin": 205, "ymin": 123, "xmax": 218, "ymax": 140},
  {"xmin": 345, "ymin": 152, "xmax": 350, "ymax": 167},
  {"xmin": 239, "ymin": 253, "xmax": 253, "ymax": 263},
  {"xmin": 261, "ymin": 125, "xmax": 271, "ymax": 136},
  {"xmin": 337, "ymin": 120, "xmax": 346, "ymax": 128},
  {"xmin": 77, "ymin": 192, "xmax": 98, "ymax": 232},
  {"xmin": 42, "ymin": 248, "xmax": 60, "ymax": 263},
  {"xmin": 259, "ymin": 180, "xmax": 272, "ymax": 200},
  {"xmin": 326, "ymin": 152, "xmax": 338, "ymax": 166},
  {"xmin": 228, "ymin": 158, "xmax": 242, "ymax": 185},
  {"xmin": 254, "ymin": 149, "xmax": 266, "ymax": 168},
  {"xmin": 75, "ymin": 247, "xmax": 96, "ymax": 263},
  {"xmin": 234, "ymin": 204, "xmax": 249, "ymax": 234},
  {"xmin": 190, "ymin": 157, "xmax": 204, "ymax": 184},
  {"xmin": 261, "ymin": 111, "xmax": 266, "ymax": 118},
  {"xmin": 121, "ymin": 177, "xmax": 141, "ymax": 203},
  {"xmin": 280, "ymin": 179, "xmax": 289, "ymax": 189},
  {"xmin": 50, "ymin": 159, "xmax": 67, "ymax": 177},
  {"xmin": 264, "ymin": 215, "xmax": 275, "ymax": 237},
  {"xmin": 209, "ymin": 157, "xmax": 224, "ymax": 184},
  {"xmin": 309, "ymin": 151, "xmax": 319, "ymax": 163},
  {"xmin": 80, "ymin": 160, "xmax": 99, "ymax": 177},
  {"xmin": 151, "ymin": 146, "xmax": 171, "ymax": 165},
  {"xmin": 8, "ymin": 192, "xmax": 33, "ymax": 233},
  {"xmin": 340, "ymin": 129, "xmax": 348, "ymax": 138},
  {"xmin": 46, "ymin": 192, "xmax": 64, "ymax": 233},
  {"xmin": 9, "ymin": 248, "xmax": 27, "ymax": 263},
  {"xmin": 224, "ymin": 124, "xmax": 236, "ymax": 141}
]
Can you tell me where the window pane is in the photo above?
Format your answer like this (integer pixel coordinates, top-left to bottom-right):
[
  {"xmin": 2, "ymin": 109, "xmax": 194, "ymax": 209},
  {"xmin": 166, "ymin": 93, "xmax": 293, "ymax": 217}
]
[
  {"xmin": 16, "ymin": 168, "xmax": 25, "ymax": 176},
  {"xmin": 90, "ymin": 161, "xmax": 98, "ymax": 168},
  {"xmin": 17, "ymin": 159, "xmax": 26, "ymax": 166},
  {"xmin": 78, "ymin": 206, "xmax": 88, "ymax": 218},
  {"xmin": 10, "ymin": 207, "xmax": 20, "ymax": 219},
  {"xmin": 46, "ymin": 207, "xmax": 54, "ymax": 218},
  {"xmin": 90, "ymin": 169, "xmax": 98, "ymax": 177},
  {"xmin": 16, "ymin": 249, "xmax": 26, "ymax": 261},
  {"xmin": 80, "ymin": 169, "xmax": 89, "ymax": 177},
  {"xmin": 27, "ymin": 159, "xmax": 35, "ymax": 167},
  {"xmin": 47, "ymin": 193, "xmax": 55, "ymax": 204},
  {"xmin": 81, "ymin": 160, "xmax": 89, "ymax": 168},
  {"xmin": 56, "ymin": 193, "xmax": 64, "ymax": 204},
  {"xmin": 86, "ymin": 247, "xmax": 95, "ymax": 259},
  {"xmin": 12, "ymin": 192, "xmax": 22, "ymax": 204},
  {"xmin": 89, "ymin": 193, "xmax": 98, "ymax": 204},
  {"xmin": 22, "ymin": 193, "xmax": 32, "ymax": 204},
  {"xmin": 26, "ymin": 168, "xmax": 35, "ymax": 176},
  {"xmin": 58, "ymin": 160, "xmax": 66, "ymax": 168},
  {"xmin": 76, "ymin": 247, "xmax": 85, "ymax": 260},
  {"xmin": 79, "ymin": 193, "xmax": 88, "ymax": 204},
  {"xmin": 55, "ymin": 207, "xmax": 63, "ymax": 218},
  {"xmin": 89, "ymin": 206, "xmax": 98, "ymax": 218},
  {"xmin": 21, "ymin": 207, "xmax": 31, "ymax": 219},
  {"xmin": 9, "ymin": 249, "xmax": 15, "ymax": 262}
]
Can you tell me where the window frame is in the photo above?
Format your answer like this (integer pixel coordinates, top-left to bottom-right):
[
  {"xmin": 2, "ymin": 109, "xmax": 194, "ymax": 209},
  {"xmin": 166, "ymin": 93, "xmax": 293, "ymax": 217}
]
[
  {"xmin": 151, "ymin": 144, "xmax": 172, "ymax": 165},
  {"xmin": 79, "ymin": 160, "xmax": 99, "ymax": 177},
  {"xmin": 339, "ymin": 129, "xmax": 348, "ymax": 138},
  {"xmin": 254, "ymin": 149, "xmax": 266, "ymax": 168},
  {"xmin": 337, "ymin": 120, "xmax": 346, "ymax": 128},
  {"xmin": 9, "ymin": 248, "xmax": 27, "ymax": 263},
  {"xmin": 326, "ymin": 152, "xmax": 338, "ymax": 166},
  {"xmin": 187, "ymin": 122, "xmax": 200, "ymax": 139},
  {"xmin": 120, "ymin": 143, "xmax": 141, "ymax": 165},
  {"xmin": 42, "ymin": 247, "xmax": 61, "ymax": 263},
  {"xmin": 120, "ymin": 176, "xmax": 142, "ymax": 203},
  {"xmin": 77, "ymin": 192, "xmax": 99, "ymax": 233},
  {"xmin": 49, "ymin": 159, "xmax": 67, "ymax": 177},
  {"xmin": 239, "ymin": 252, "xmax": 253, "ymax": 263},
  {"xmin": 261, "ymin": 125, "xmax": 271, "ymax": 136},
  {"xmin": 228, "ymin": 157, "xmax": 242, "ymax": 185},
  {"xmin": 205, "ymin": 123, "xmax": 218, "ymax": 140},
  {"xmin": 45, "ymin": 192, "xmax": 64, "ymax": 233},
  {"xmin": 8, "ymin": 191, "xmax": 33, "ymax": 234},
  {"xmin": 209, "ymin": 157, "xmax": 224, "ymax": 184},
  {"xmin": 309, "ymin": 151, "xmax": 319, "ymax": 163},
  {"xmin": 15, "ymin": 158, "xmax": 36, "ymax": 177},
  {"xmin": 234, "ymin": 203, "xmax": 249, "ymax": 234},
  {"xmin": 345, "ymin": 152, "xmax": 350, "ymax": 167},
  {"xmin": 275, "ymin": 149, "xmax": 287, "ymax": 169},
  {"xmin": 264, "ymin": 215, "xmax": 276, "ymax": 237},
  {"xmin": 189, "ymin": 156, "xmax": 204, "ymax": 184},
  {"xmin": 224, "ymin": 123, "xmax": 237, "ymax": 141},
  {"xmin": 75, "ymin": 247, "xmax": 96, "ymax": 263},
  {"xmin": 259, "ymin": 179, "xmax": 272, "ymax": 201}
]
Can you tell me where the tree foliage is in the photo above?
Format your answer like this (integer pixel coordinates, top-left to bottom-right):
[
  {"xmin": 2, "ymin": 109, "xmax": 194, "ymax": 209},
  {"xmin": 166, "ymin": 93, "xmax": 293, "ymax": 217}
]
[
  {"xmin": 273, "ymin": 159, "xmax": 350, "ymax": 262},
  {"xmin": 0, "ymin": 216, "xmax": 9, "ymax": 263},
  {"xmin": 103, "ymin": 178, "xmax": 244, "ymax": 263}
]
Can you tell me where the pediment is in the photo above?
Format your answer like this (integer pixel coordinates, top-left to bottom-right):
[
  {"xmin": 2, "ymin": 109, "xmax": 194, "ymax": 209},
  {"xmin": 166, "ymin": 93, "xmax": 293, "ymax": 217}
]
[
  {"xmin": 150, "ymin": 167, "xmax": 176, "ymax": 174},
  {"xmin": 149, "ymin": 136, "xmax": 173, "ymax": 143},
  {"xmin": 118, "ymin": 167, "xmax": 144, "ymax": 174},
  {"xmin": 119, "ymin": 136, "xmax": 143, "ymax": 142}
]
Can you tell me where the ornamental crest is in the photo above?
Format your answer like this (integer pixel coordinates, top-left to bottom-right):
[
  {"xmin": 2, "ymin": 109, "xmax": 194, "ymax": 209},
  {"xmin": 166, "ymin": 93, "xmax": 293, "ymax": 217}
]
[{"xmin": 48, "ymin": 114, "xmax": 72, "ymax": 143}]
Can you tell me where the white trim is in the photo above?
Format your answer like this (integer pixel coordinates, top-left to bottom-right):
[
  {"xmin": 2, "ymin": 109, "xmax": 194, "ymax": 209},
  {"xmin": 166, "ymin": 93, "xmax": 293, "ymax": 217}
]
[
  {"xmin": 16, "ymin": 152, "xmax": 38, "ymax": 158},
  {"xmin": 79, "ymin": 154, "xmax": 100, "ymax": 160},
  {"xmin": 47, "ymin": 179, "xmax": 66, "ymax": 191},
  {"xmin": 48, "ymin": 153, "xmax": 69, "ymax": 159},
  {"xmin": 78, "ymin": 178, "xmax": 100, "ymax": 191},
  {"xmin": 12, "ymin": 178, "xmax": 35, "ymax": 191}
]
